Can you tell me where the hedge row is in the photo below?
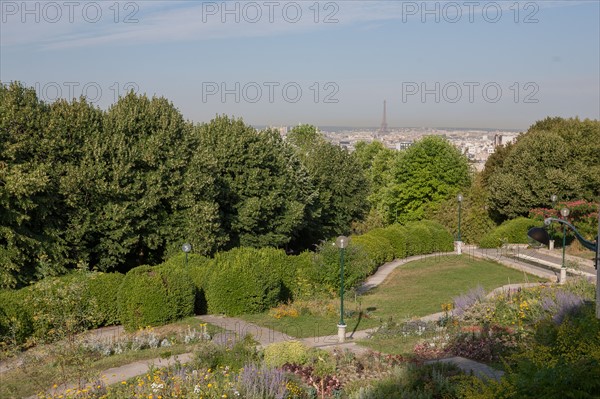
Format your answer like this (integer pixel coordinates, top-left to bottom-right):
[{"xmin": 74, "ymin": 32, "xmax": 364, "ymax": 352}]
[
  {"xmin": 479, "ymin": 217, "xmax": 539, "ymax": 248},
  {"xmin": 0, "ymin": 220, "xmax": 454, "ymax": 341}
]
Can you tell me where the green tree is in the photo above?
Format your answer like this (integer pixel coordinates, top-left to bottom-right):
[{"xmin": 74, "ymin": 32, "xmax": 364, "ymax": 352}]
[
  {"xmin": 192, "ymin": 116, "xmax": 311, "ymax": 250},
  {"xmin": 484, "ymin": 117, "xmax": 600, "ymax": 221},
  {"xmin": 287, "ymin": 125, "xmax": 369, "ymax": 247},
  {"xmin": 383, "ymin": 136, "xmax": 471, "ymax": 223},
  {"xmin": 428, "ymin": 174, "xmax": 495, "ymax": 244},
  {"xmin": 0, "ymin": 82, "xmax": 66, "ymax": 287}
]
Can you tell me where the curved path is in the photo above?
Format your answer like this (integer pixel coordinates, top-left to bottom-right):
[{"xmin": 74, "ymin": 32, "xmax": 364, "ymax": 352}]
[{"xmin": 17, "ymin": 250, "xmax": 556, "ymax": 397}]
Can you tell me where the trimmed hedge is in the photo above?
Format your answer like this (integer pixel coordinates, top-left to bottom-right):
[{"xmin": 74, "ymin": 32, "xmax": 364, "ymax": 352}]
[
  {"xmin": 369, "ymin": 226, "xmax": 408, "ymax": 259},
  {"xmin": 312, "ymin": 239, "xmax": 374, "ymax": 293},
  {"xmin": 479, "ymin": 217, "xmax": 539, "ymax": 248},
  {"xmin": 205, "ymin": 247, "xmax": 286, "ymax": 316},
  {"xmin": 352, "ymin": 233, "xmax": 395, "ymax": 267},
  {"xmin": 163, "ymin": 253, "xmax": 214, "ymax": 315},
  {"xmin": 419, "ymin": 220, "xmax": 454, "ymax": 252},
  {"xmin": 87, "ymin": 272, "xmax": 125, "ymax": 327},
  {"xmin": 118, "ymin": 265, "xmax": 194, "ymax": 331},
  {"xmin": 404, "ymin": 222, "xmax": 435, "ymax": 255}
]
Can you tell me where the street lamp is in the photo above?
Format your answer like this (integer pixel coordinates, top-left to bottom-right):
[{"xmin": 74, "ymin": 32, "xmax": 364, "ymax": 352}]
[
  {"xmin": 527, "ymin": 203, "xmax": 599, "ymax": 318},
  {"xmin": 335, "ymin": 235, "xmax": 349, "ymax": 343},
  {"xmin": 182, "ymin": 243, "xmax": 192, "ymax": 267},
  {"xmin": 456, "ymin": 193, "xmax": 463, "ymax": 254},
  {"xmin": 560, "ymin": 208, "xmax": 570, "ymax": 284}
]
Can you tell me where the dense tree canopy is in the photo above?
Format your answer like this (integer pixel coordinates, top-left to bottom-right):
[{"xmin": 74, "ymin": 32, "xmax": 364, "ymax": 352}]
[
  {"xmin": 0, "ymin": 84, "xmax": 367, "ymax": 286},
  {"xmin": 286, "ymin": 125, "xmax": 369, "ymax": 248},
  {"xmin": 3, "ymin": 81, "xmax": 598, "ymax": 287},
  {"xmin": 484, "ymin": 117, "xmax": 600, "ymax": 221},
  {"xmin": 366, "ymin": 136, "xmax": 471, "ymax": 224}
]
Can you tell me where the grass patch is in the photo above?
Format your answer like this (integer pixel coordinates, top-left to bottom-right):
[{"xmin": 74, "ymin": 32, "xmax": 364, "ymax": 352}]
[{"xmin": 241, "ymin": 255, "xmax": 547, "ymax": 339}]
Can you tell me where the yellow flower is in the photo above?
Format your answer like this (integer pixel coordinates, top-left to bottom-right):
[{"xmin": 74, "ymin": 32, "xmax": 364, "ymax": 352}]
[
  {"xmin": 121, "ymin": 381, "xmax": 127, "ymax": 385},
  {"xmin": 208, "ymin": 383, "xmax": 213, "ymax": 388}
]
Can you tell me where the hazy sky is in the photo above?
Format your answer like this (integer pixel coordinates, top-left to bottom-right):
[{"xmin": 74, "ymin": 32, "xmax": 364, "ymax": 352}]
[{"xmin": 1, "ymin": 0, "xmax": 599, "ymax": 129}]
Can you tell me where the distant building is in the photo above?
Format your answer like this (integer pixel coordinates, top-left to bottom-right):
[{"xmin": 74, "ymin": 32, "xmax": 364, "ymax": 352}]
[{"xmin": 396, "ymin": 141, "xmax": 413, "ymax": 151}]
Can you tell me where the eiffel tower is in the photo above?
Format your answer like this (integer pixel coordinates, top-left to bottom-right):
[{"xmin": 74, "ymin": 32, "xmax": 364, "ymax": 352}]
[{"xmin": 379, "ymin": 100, "xmax": 388, "ymax": 135}]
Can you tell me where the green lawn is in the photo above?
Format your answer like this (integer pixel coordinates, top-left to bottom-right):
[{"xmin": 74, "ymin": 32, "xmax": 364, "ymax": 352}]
[{"xmin": 241, "ymin": 255, "xmax": 547, "ymax": 338}]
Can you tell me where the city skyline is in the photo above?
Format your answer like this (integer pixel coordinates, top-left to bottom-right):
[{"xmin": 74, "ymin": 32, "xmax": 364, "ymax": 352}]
[{"xmin": 1, "ymin": 1, "xmax": 599, "ymax": 128}]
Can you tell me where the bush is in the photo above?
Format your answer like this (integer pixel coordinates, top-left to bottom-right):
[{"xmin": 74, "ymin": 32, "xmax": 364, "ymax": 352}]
[
  {"xmin": 479, "ymin": 217, "xmax": 538, "ymax": 248},
  {"xmin": 419, "ymin": 220, "xmax": 454, "ymax": 252},
  {"xmin": 288, "ymin": 251, "xmax": 319, "ymax": 299},
  {"xmin": 118, "ymin": 265, "xmax": 194, "ymax": 331},
  {"xmin": 25, "ymin": 272, "xmax": 101, "ymax": 342},
  {"xmin": 263, "ymin": 340, "xmax": 310, "ymax": 367},
  {"xmin": 352, "ymin": 234, "xmax": 394, "ymax": 267},
  {"xmin": 404, "ymin": 222, "xmax": 434, "ymax": 255},
  {"xmin": 312, "ymin": 240, "xmax": 374, "ymax": 293},
  {"xmin": 87, "ymin": 272, "xmax": 124, "ymax": 327},
  {"xmin": 164, "ymin": 253, "xmax": 214, "ymax": 315},
  {"xmin": 0, "ymin": 287, "xmax": 33, "ymax": 346},
  {"xmin": 364, "ymin": 227, "xmax": 407, "ymax": 259},
  {"xmin": 205, "ymin": 247, "xmax": 284, "ymax": 316}
]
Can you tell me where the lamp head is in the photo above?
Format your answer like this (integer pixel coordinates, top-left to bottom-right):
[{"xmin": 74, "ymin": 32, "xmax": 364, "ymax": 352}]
[
  {"xmin": 527, "ymin": 227, "xmax": 550, "ymax": 247},
  {"xmin": 551, "ymin": 194, "xmax": 557, "ymax": 203},
  {"xmin": 561, "ymin": 208, "xmax": 570, "ymax": 218},
  {"xmin": 336, "ymin": 236, "xmax": 349, "ymax": 249},
  {"xmin": 457, "ymin": 193, "xmax": 463, "ymax": 202},
  {"xmin": 182, "ymin": 243, "xmax": 192, "ymax": 253}
]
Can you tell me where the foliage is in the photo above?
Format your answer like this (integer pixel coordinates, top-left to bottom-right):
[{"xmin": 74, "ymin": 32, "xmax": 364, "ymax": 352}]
[
  {"xmin": 0, "ymin": 82, "xmax": 65, "ymax": 287},
  {"xmin": 459, "ymin": 303, "xmax": 600, "ymax": 398},
  {"xmin": 25, "ymin": 272, "xmax": 101, "ymax": 343},
  {"xmin": 484, "ymin": 117, "xmax": 600, "ymax": 222},
  {"xmin": 478, "ymin": 217, "xmax": 538, "ymax": 248},
  {"xmin": 311, "ymin": 239, "xmax": 374, "ymax": 293},
  {"xmin": 263, "ymin": 340, "xmax": 310, "ymax": 367},
  {"xmin": 205, "ymin": 247, "xmax": 285, "ymax": 316},
  {"xmin": 287, "ymin": 125, "xmax": 370, "ymax": 249},
  {"xmin": 118, "ymin": 265, "xmax": 194, "ymax": 331},
  {"xmin": 403, "ymin": 222, "xmax": 434, "ymax": 256},
  {"xmin": 163, "ymin": 253, "xmax": 214, "ymax": 314},
  {"xmin": 87, "ymin": 272, "xmax": 124, "ymax": 327},
  {"xmin": 351, "ymin": 234, "xmax": 395, "ymax": 267},
  {"xmin": 346, "ymin": 363, "xmax": 461, "ymax": 399},
  {"xmin": 375, "ymin": 136, "xmax": 471, "ymax": 224},
  {"xmin": 428, "ymin": 175, "xmax": 495, "ymax": 244},
  {"xmin": 529, "ymin": 199, "xmax": 599, "ymax": 241},
  {"xmin": 0, "ymin": 287, "xmax": 34, "ymax": 347}
]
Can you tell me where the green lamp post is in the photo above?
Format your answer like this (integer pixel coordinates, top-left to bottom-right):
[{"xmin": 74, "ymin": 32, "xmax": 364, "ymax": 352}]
[
  {"xmin": 456, "ymin": 193, "xmax": 463, "ymax": 254},
  {"xmin": 336, "ymin": 235, "xmax": 349, "ymax": 342},
  {"xmin": 182, "ymin": 243, "xmax": 192, "ymax": 267},
  {"xmin": 527, "ymin": 202, "xmax": 599, "ymax": 318},
  {"xmin": 560, "ymin": 208, "xmax": 570, "ymax": 284}
]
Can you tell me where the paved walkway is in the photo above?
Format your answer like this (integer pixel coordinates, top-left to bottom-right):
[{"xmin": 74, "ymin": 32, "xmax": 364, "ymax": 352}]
[{"xmin": 14, "ymin": 249, "xmax": 564, "ymax": 397}]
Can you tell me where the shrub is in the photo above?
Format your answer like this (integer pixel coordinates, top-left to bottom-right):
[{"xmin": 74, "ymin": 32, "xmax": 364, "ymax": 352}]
[
  {"xmin": 479, "ymin": 217, "xmax": 538, "ymax": 248},
  {"xmin": 205, "ymin": 247, "xmax": 284, "ymax": 316},
  {"xmin": 25, "ymin": 272, "xmax": 101, "ymax": 342},
  {"xmin": 404, "ymin": 222, "xmax": 434, "ymax": 255},
  {"xmin": 263, "ymin": 340, "xmax": 310, "ymax": 367},
  {"xmin": 118, "ymin": 265, "xmax": 194, "ymax": 331},
  {"xmin": 312, "ymin": 240, "xmax": 374, "ymax": 293},
  {"xmin": 163, "ymin": 253, "xmax": 215, "ymax": 315},
  {"xmin": 289, "ymin": 251, "xmax": 319, "ymax": 299},
  {"xmin": 365, "ymin": 227, "xmax": 407, "ymax": 259},
  {"xmin": 384, "ymin": 224, "xmax": 410, "ymax": 258},
  {"xmin": 419, "ymin": 220, "xmax": 454, "ymax": 252},
  {"xmin": 0, "ymin": 287, "xmax": 33, "ymax": 346},
  {"xmin": 352, "ymin": 234, "xmax": 394, "ymax": 267},
  {"xmin": 87, "ymin": 272, "xmax": 124, "ymax": 327}
]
